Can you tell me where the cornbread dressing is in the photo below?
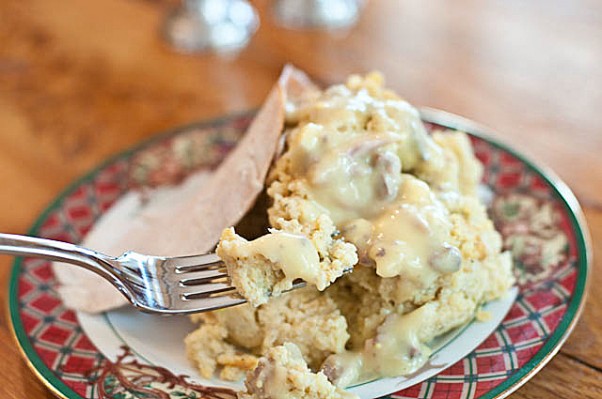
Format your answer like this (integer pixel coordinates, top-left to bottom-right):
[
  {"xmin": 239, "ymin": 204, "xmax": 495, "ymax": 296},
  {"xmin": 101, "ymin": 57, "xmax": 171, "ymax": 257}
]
[
  {"xmin": 239, "ymin": 343, "xmax": 357, "ymax": 399},
  {"xmin": 187, "ymin": 72, "xmax": 515, "ymax": 397}
]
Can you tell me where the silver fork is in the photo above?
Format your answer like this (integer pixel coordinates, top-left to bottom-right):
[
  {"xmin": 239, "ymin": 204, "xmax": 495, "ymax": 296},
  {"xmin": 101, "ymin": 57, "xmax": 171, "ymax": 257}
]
[{"xmin": 0, "ymin": 233, "xmax": 299, "ymax": 314}]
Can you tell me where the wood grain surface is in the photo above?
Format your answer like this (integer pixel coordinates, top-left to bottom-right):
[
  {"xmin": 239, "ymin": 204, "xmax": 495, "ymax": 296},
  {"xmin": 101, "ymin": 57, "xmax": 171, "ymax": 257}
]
[{"xmin": 1, "ymin": 0, "xmax": 601, "ymax": 397}]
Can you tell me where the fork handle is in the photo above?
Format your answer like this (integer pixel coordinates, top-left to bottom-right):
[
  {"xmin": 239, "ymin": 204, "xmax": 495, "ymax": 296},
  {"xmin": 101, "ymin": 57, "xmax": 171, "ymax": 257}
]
[{"xmin": 0, "ymin": 233, "xmax": 117, "ymax": 281}]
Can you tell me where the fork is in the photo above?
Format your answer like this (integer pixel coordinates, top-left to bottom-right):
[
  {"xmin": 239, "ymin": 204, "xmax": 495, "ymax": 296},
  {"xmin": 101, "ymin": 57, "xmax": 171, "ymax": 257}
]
[{"xmin": 0, "ymin": 233, "xmax": 301, "ymax": 314}]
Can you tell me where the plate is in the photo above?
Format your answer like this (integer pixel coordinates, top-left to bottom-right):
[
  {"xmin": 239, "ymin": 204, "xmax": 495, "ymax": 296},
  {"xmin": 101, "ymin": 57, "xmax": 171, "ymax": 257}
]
[{"xmin": 8, "ymin": 109, "xmax": 591, "ymax": 399}]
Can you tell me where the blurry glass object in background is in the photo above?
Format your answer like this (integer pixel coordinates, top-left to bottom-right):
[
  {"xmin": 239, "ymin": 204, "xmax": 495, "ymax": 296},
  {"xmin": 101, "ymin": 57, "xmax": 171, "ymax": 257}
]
[
  {"xmin": 163, "ymin": 0, "xmax": 258, "ymax": 53},
  {"xmin": 271, "ymin": 0, "xmax": 363, "ymax": 29}
]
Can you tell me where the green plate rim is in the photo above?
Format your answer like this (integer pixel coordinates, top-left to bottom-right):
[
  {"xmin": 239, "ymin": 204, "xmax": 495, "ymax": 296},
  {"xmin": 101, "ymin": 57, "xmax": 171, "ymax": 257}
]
[{"xmin": 7, "ymin": 108, "xmax": 592, "ymax": 399}]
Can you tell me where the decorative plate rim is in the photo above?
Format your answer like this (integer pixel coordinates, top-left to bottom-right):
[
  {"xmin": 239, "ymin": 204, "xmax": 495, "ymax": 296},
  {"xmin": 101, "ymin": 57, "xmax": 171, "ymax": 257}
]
[
  {"xmin": 7, "ymin": 108, "xmax": 592, "ymax": 399},
  {"xmin": 420, "ymin": 107, "xmax": 592, "ymax": 398}
]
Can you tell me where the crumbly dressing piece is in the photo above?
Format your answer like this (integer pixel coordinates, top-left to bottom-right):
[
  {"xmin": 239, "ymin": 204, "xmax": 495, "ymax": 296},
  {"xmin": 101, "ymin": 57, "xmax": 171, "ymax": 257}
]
[
  {"xmin": 185, "ymin": 312, "xmax": 259, "ymax": 381},
  {"xmin": 217, "ymin": 202, "xmax": 357, "ymax": 307},
  {"xmin": 218, "ymin": 228, "xmax": 352, "ymax": 306},
  {"xmin": 189, "ymin": 72, "xmax": 515, "ymax": 388},
  {"xmin": 239, "ymin": 343, "xmax": 358, "ymax": 399},
  {"xmin": 185, "ymin": 288, "xmax": 349, "ymax": 380}
]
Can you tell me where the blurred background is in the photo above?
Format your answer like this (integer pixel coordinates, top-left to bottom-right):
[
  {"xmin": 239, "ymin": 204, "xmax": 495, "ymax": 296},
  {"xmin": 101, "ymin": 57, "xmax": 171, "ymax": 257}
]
[{"xmin": 0, "ymin": 0, "xmax": 601, "ymax": 397}]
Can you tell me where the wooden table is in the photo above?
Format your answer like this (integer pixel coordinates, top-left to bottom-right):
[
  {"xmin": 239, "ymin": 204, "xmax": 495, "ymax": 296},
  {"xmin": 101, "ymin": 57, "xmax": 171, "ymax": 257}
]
[{"xmin": 1, "ymin": 0, "xmax": 601, "ymax": 397}]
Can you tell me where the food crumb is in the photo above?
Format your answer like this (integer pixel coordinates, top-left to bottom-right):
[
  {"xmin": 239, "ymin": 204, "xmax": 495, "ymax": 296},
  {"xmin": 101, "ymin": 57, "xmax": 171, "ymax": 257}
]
[{"xmin": 476, "ymin": 309, "xmax": 492, "ymax": 322}]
